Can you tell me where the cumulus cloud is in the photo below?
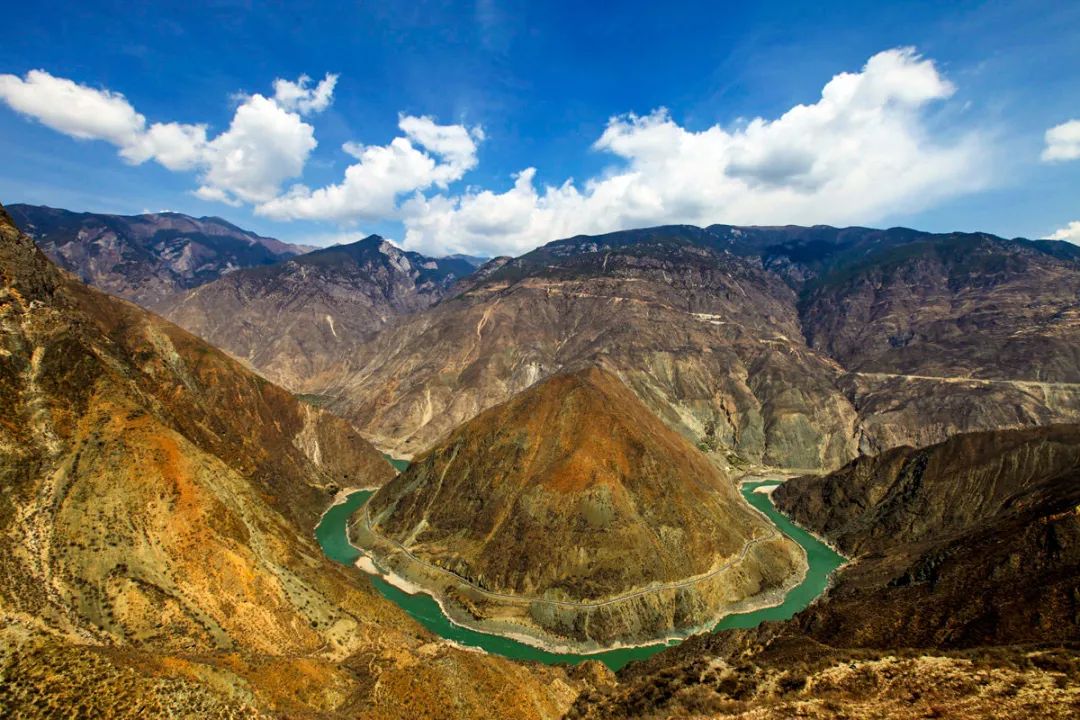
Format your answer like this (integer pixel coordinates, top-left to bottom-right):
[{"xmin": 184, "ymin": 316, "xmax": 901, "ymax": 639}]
[
  {"xmin": 0, "ymin": 70, "xmax": 147, "ymax": 146},
  {"xmin": 272, "ymin": 73, "xmax": 338, "ymax": 115},
  {"xmin": 255, "ymin": 115, "xmax": 482, "ymax": 221},
  {"xmin": 0, "ymin": 69, "xmax": 334, "ymax": 204},
  {"xmin": 399, "ymin": 47, "xmax": 987, "ymax": 256},
  {"xmin": 1042, "ymin": 119, "xmax": 1080, "ymax": 162},
  {"xmin": 1048, "ymin": 221, "xmax": 1080, "ymax": 244},
  {"xmin": 1, "ymin": 50, "xmax": 991, "ymax": 258}
]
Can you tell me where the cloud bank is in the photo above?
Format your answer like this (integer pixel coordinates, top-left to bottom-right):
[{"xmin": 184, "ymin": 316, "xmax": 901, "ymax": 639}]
[
  {"xmin": 1, "ymin": 49, "xmax": 992, "ymax": 256},
  {"xmin": 0, "ymin": 69, "xmax": 337, "ymax": 205},
  {"xmin": 1042, "ymin": 119, "xmax": 1080, "ymax": 162},
  {"xmin": 400, "ymin": 48, "xmax": 987, "ymax": 256}
]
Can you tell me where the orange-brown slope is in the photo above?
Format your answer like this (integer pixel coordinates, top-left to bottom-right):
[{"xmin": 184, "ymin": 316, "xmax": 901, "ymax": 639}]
[
  {"xmin": 0, "ymin": 202, "xmax": 589, "ymax": 719},
  {"xmin": 362, "ymin": 367, "xmax": 804, "ymax": 647}
]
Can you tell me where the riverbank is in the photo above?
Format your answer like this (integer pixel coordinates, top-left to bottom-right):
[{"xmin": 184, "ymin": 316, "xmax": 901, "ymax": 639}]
[{"xmin": 315, "ymin": 480, "xmax": 846, "ymax": 671}]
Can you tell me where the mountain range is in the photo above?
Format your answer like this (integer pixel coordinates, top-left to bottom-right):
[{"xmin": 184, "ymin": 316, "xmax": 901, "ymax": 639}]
[
  {"xmin": 3, "ymin": 199, "xmax": 1079, "ymax": 718},
  {"xmin": 298, "ymin": 224, "xmax": 1080, "ymax": 471},
  {"xmin": 7, "ymin": 204, "xmax": 315, "ymax": 307}
]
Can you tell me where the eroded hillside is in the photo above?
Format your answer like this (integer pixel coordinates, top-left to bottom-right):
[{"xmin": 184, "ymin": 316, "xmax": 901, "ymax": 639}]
[
  {"xmin": 311, "ymin": 225, "xmax": 1080, "ymax": 469},
  {"xmin": 0, "ymin": 202, "xmax": 592, "ymax": 719},
  {"xmin": 567, "ymin": 424, "xmax": 1080, "ymax": 718},
  {"xmin": 359, "ymin": 367, "xmax": 804, "ymax": 648}
]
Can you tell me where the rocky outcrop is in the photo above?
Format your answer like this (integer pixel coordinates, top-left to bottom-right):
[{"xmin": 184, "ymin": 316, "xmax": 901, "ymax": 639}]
[
  {"xmin": 8, "ymin": 203, "xmax": 309, "ymax": 307},
  {"xmin": 355, "ymin": 367, "xmax": 804, "ymax": 649},
  {"xmin": 0, "ymin": 202, "xmax": 590, "ymax": 719},
  {"xmin": 159, "ymin": 235, "xmax": 480, "ymax": 389}
]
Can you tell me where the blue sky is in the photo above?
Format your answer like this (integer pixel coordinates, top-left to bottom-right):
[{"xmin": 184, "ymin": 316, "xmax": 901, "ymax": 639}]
[{"xmin": 0, "ymin": 0, "xmax": 1077, "ymax": 255}]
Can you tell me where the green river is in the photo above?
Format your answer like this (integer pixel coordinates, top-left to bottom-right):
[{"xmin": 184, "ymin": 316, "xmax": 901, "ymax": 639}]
[{"xmin": 315, "ymin": 473, "xmax": 845, "ymax": 672}]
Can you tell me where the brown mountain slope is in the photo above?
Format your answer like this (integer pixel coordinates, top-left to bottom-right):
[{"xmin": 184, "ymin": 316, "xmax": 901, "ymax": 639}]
[
  {"xmin": 356, "ymin": 367, "xmax": 804, "ymax": 648},
  {"xmin": 566, "ymin": 424, "xmax": 1080, "ymax": 718},
  {"xmin": 312, "ymin": 226, "xmax": 1080, "ymax": 471},
  {"xmin": 801, "ymin": 234, "xmax": 1080, "ymax": 382},
  {"xmin": 0, "ymin": 203, "xmax": 589, "ymax": 719},
  {"xmin": 771, "ymin": 424, "xmax": 1080, "ymax": 648},
  {"xmin": 324, "ymin": 235, "xmax": 861, "ymax": 470}
]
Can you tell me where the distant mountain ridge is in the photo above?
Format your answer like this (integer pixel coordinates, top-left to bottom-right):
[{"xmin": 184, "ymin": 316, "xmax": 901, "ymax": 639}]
[
  {"xmin": 159, "ymin": 233, "xmax": 484, "ymax": 389},
  {"xmin": 316, "ymin": 222, "xmax": 1080, "ymax": 467},
  {"xmin": 7, "ymin": 203, "xmax": 312, "ymax": 306}
]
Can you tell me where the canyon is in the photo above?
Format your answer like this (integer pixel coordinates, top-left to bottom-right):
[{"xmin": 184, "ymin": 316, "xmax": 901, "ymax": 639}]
[{"xmin": 2, "ymin": 201, "xmax": 1078, "ymax": 718}]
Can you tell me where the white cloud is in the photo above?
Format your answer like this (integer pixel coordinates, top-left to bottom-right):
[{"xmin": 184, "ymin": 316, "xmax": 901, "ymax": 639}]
[
  {"xmin": 2, "ymin": 51, "xmax": 992, "ymax": 258},
  {"xmin": 120, "ymin": 121, "xmax": 208, "ymax": 170},
  {"xmin": 1042, "ymin": 119, "xmax": 1080, "ymax": 162},
  {"xmin": 272, "ymin": 73, "xmax": 338, "ymax": 115},
  {"xmin": 0, "ymin": 69, "xmax": 334, "ymax": 205},
  {"xmin": 1048, "ymin": 221, "xmax": 1080, "ymax": 244},
  {"xmin": 399, "ymin": 47, "xmax": 988, "ymax": 257},
  {"xmin": 0, "ymin": 70, "xmax": 146, "ymax": 145},
  {"xmin": 255, "ymin": 115, "xmax": 482, "ymax": 222},
  {"xmin": 197, "ymin": 94, "xmax": 317, "ymax": 203}
]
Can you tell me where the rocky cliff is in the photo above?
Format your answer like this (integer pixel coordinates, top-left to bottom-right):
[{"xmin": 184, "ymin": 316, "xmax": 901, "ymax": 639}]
[
  {"xmin": 0, "ymin": 202, "xmax": 590, "ymax": 719},
  {"xmin": 357, "ymin": 367, "xmax": 804, "ymax": 648},
  {"xmin": 8, "ymin": 203, "xmax": 309, "ymax": 307}
]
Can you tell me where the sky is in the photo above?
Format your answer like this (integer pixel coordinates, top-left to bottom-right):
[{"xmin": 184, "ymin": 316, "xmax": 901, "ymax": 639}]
[{"xmin": 0, "ymin": 0, "xmax": 1077, "ymax": 256}]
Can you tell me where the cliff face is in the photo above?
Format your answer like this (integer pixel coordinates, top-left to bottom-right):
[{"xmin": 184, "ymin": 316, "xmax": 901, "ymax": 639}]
[
  {"xmin": 317, "ymin": 225, "xmax": 1080, "ymax": 470},
  {"xmin": 0, "ymin": 203, "xmax": 588, "ymax": 719},
  {"xmin": 565, "ymin": 424, "xmax": 1080, "ymax": 719},
  {"xmin": 159, "ymin": 235, "xmax": 480, "ymax": 389},
  {"xmin": 8, "ymin": 203, "xmax": 307, "ymax": 307},
  {"xmin": 359, "ymin": 367, "xmax": 804, "ymax": 647}
]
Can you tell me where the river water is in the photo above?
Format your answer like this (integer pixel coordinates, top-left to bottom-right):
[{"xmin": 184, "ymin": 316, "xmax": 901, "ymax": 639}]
[{"xmin": 315, "ymin": 474, "xmax": 844, "ymax": 672}]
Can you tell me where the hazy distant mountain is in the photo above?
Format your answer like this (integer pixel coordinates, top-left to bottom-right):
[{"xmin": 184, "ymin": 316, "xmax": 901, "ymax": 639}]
[
  {"xmin": 7, "ymin": 203, "xmax": 312, "ymax": 306},
  {"xmin": 159, "ymin": 235, "xmax": 481, "ymax": 389}
]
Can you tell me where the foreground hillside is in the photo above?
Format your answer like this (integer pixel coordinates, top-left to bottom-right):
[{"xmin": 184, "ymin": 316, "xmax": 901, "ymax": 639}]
[
  {"xmin": 360, "ymin": 367, "xmax": 803, "ymax": 648},
  {"xmin": 0, "ymin": 203, "xmax": 590, "ymax": 719},
  {"xmin": 312, "ymin": 225, "xmax": 1080, "ymax": 469},
  {"xmin": 8, "ymin": 204, "xmax": 309, "ymax": 307},
  {"xmin": 568, "ymin": 424, "xmax": 1080, "ymax": 718}
]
